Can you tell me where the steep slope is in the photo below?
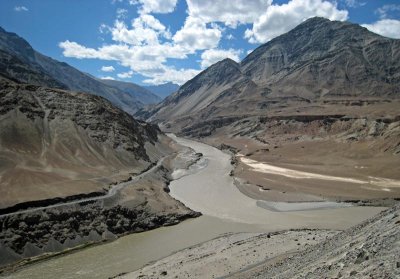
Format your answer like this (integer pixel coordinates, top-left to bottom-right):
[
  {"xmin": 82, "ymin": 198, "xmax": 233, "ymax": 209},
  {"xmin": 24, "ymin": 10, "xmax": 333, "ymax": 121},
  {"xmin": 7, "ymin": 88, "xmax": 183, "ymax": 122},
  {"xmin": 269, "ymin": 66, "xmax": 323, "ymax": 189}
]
[
  {"xmin": 140, "ymin": 58, "xmax": 255, "ymax": 123},
  {"xmin": 101, "ymin": 79, "xmax": 161, "ymax": 105},
  {"xmin": 0, "ymin": 76, "xmax": 166, "ymax": 208},
  {"xmin": 241, "ymin": 17, "xmax": 400, "ymax": 98},
  {"xmin": 0, "ymin": 27, "xmax": 141, "ymax": 114},
  {"xmin": 140, "ymin": 17, "xmax": 400, "ymax": 203},
  {"xmin": 144, "ymin": 82, "xmax": 180, "ymax": 99},
  {"xmin": 239, "ymin": 203, "xmax": 400, "ymax": 279},
  {"xmin": 144, "ymin": 17, "xmax": 400, "ymax": 130}
]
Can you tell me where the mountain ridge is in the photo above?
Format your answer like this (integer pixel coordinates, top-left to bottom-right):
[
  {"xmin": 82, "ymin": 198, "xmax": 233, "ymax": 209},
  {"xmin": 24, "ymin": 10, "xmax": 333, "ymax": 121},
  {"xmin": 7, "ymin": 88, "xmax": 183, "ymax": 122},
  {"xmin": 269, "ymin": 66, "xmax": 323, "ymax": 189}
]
[
  {"xmin": 0, "ymin": 26, "xmax": 159, "ymax": 114},
  {"xmin": 140, "ymin": 17, "xmax": 400, "ymax": 129}
]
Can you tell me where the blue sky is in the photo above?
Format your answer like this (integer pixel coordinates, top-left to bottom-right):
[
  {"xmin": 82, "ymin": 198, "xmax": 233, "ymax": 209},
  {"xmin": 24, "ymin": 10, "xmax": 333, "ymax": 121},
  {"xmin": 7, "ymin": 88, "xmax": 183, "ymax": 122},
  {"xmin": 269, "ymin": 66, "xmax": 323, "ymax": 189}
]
[{"xmin": 1, "ymin": 0, "xmax": 400, "ymax": 85}]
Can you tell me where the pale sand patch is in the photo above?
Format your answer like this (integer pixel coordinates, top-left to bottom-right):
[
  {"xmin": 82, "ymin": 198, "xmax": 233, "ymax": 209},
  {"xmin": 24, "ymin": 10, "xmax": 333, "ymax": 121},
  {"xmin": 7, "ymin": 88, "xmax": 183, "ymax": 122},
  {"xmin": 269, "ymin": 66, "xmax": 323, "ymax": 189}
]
[
  {"xmin": 240, "ymin": 157, "xmax": 366, "ymax": 184},
  {"xmin": 240, "ymin": 157, "xmax": 400, "ymax": 189}
]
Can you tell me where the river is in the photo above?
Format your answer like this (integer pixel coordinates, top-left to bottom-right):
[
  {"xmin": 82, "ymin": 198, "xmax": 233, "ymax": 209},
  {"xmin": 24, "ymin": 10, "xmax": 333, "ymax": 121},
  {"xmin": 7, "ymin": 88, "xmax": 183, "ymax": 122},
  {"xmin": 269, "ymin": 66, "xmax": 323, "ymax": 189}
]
[{"xmin": 4, "ymin": 136, "xmax": 384, "ymax": 279}]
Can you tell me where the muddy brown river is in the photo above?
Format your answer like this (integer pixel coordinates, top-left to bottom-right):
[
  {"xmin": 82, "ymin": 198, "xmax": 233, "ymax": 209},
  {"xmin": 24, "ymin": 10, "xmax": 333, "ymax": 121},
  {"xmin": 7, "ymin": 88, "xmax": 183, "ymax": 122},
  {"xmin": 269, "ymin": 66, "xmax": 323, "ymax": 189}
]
[{"xmin": 4, "ymin": 136, "xmax": 384, "ymax": 279}]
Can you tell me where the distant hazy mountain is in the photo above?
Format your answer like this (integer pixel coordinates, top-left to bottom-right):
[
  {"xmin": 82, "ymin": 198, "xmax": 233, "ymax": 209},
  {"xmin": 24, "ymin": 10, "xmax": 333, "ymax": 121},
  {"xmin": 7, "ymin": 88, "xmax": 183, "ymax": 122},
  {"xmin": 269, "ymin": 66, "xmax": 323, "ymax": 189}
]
[
  {"xmin": 144, "ymin": 82, "xmax": 179, "ymax": 99},
  {"xmin": 0, "ymin": 27, "xmax": 145, "ymax": 114},
  {"xmin": 101, "ymin": 79, "xmax": 161, "ymax": 105}
]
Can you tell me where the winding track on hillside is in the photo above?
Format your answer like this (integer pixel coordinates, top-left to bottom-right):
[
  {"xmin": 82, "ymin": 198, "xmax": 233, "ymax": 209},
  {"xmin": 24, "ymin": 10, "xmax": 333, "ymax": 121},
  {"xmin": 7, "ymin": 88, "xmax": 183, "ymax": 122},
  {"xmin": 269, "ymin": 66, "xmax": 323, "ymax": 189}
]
[{"xmin": 0, "ymin": 157, "xmax": 166, "ymax": 218}]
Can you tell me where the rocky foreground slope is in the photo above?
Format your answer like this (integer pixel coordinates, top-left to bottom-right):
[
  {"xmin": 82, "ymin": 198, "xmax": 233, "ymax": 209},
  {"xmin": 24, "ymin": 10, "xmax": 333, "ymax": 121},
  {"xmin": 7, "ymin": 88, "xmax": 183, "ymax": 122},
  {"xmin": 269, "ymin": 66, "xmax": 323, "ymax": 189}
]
[
  {"xmin": 238, "ymin": 203, "xmax": 400, "ymax": 279},
  {"xmin": 117, "ymin": 203, "xmax": 399, "ymax": 279},
  {"xmin": 0, "ymin": 76, "xmax": 200, "ymax": 270}
]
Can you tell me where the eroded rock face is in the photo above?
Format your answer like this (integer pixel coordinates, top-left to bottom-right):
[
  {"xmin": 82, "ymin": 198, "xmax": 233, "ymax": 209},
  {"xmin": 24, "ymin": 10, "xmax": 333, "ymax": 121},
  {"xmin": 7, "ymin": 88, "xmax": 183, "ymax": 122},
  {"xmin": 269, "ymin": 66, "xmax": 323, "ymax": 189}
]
[
  {"xmin": 0, "ymin": 193, "xmax": 199, "ymax": 267},
  {"xmin": 0, "ymin": 77, "xmax": 164, "ymax": 208}
]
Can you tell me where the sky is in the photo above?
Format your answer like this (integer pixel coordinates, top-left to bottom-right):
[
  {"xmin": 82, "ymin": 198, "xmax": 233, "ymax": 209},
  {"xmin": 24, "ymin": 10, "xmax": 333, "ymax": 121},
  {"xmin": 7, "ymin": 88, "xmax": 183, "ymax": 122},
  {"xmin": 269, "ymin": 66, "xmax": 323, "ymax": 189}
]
[{"xmin": 1, "ymin": 0, "xmax": 400, "ymax": 86}]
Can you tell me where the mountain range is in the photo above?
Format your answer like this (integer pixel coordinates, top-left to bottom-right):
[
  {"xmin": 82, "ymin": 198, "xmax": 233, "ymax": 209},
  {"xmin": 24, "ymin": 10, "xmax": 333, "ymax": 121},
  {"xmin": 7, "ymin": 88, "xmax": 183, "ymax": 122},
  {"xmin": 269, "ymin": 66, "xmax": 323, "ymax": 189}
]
[
  {"xmin": 144, "ymin": 82, "xmax": 180, "ymax": 99},
  {"xmin": 0, "ymin": 27, "xmax": 163, "ymax": 114},
  {"xmin": 142, "ymin": 17, "xmax": 399, "ymax": 128}
]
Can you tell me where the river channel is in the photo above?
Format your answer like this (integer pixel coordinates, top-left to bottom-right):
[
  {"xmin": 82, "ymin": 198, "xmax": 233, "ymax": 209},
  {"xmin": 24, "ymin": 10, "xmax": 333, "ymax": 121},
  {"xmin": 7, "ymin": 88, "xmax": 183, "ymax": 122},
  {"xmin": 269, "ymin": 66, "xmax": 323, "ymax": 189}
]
[{"xmin": 4, "ymin": 136, "xmax": 384, "ymax": 279}]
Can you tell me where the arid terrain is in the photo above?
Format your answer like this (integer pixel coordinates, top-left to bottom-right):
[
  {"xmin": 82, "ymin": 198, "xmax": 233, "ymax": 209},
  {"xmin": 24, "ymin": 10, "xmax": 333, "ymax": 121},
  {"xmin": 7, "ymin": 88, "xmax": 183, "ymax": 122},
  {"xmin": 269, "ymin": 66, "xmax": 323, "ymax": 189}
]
[{"xmin": 1, "ymin": 13, "xmax": 399, "ymax": 279}]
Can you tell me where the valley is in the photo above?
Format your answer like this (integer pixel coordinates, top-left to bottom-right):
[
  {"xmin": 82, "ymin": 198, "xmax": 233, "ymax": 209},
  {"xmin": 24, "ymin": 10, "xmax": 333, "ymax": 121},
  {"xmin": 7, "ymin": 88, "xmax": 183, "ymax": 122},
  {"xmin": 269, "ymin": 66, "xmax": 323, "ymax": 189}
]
[{"xmin": 0, "ymin": 10, "xmax": 399, "ymax": 279}]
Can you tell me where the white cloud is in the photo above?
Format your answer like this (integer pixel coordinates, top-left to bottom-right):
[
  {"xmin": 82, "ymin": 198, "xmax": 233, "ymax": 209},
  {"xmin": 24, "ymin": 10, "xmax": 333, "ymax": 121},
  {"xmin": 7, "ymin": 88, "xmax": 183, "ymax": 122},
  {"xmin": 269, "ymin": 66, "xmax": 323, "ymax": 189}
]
[
  {"xmin": 14, "ymin": 6, "xmax": 28, "ymax": 12},
  {"xmin": 111, "ymin": 14, "xmax": 170, "ymax": 46},
  {"xmin": 116, "ymin": 8, "xmax": 128, "ymax": 19},
  {"xmin": 117, "ymin": 70, "xmax": 134, "ymax": 78},
  {"xmin": 244, "ymin": 0, "xmax": 348, "ymax": 43},
  {"xmin": 101, "ymin": 66, "xmax": 115, "ymax": 72},
  {"xmin": 376, "ymin": 4, "xmax": 400, "ymax": 19},
  {"xmin": 200, "ymin": 48, "xmax": 241, "ymax": 69},
  {"xmin": 100, "ymin": 76, "xmax": 115, "ymax": 80},
  {"xmin": 343, "ymin": 0, "xmax": 366, "ymax": 8},
  {"xmin": 129, "ymin": 0, "xmax": 177, "ymax": 14},
  {"xmin": 362, "ymin": 19, "xmax": 400, "ymax": 39},
  {"xmin": 142, "ymin": 67, "xmax": 200, "ymax": 85},
  {"xmin": 59, "ymin": 40, "xmax": 199, "ymax": 85},
  {"xmin": 186, "ymin": 0, "xmax": 271, "ymax": 28},
  {"xmin": 173, "ymin": 16, "xmax": 222, "ymax": 50},
  {"xmin": 247, "ymin": 49, "xmax": 254, "ymax": 55}
]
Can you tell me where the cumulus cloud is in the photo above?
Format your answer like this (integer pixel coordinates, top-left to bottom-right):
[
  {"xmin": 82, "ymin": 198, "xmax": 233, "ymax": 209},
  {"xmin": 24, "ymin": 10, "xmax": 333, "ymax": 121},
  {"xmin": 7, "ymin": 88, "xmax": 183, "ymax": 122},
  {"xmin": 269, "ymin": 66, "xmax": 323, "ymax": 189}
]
[
  {"xmin": 200, "ymin": 48, "xmax": 241, "ymax": 69},
  {"xmin": 186, "ymin": 0, "xmax": 271, "ymax": 27},
  {"xmin": 129, "ymin": 0, "xmax": 177, "ymax": 14},
  {"xmin": 362, "ymin": 19, "xmax": 400, "ymax": 39},
  {"xmin": 111, "ymin": 14, "xmax": 170, "ymax": 46},
  {"xmin": 101, "ymin": 66, "xmax": 115, "ymax": 72},
  {"xmin": 173, "ymin": 17, "xmax": 222, "ymax": 50},
  {"xmin": 142, "ymin": 67, "xmax": 200, "ymax": 85},
  {"xmin": 117, "ymin": 71, "xmax": 134, "ymax": 78},
  {"xmin": 14, "ymin": 6, "xmax": 28, "ymax": 12},
  {"xmin": 245, "ymin": 0, "xmax": 348, "ymax": 43},
  {"xmin": 100, "ymin": 76, "xmax": 115, "ymax": 80}
]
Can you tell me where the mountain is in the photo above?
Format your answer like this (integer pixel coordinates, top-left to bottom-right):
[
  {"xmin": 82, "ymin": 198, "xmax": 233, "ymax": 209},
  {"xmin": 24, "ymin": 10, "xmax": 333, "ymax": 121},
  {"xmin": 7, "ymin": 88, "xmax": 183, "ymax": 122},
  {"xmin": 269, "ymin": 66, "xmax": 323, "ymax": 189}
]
[
  {"xmin": 144, "ymin": 82, "xmax": 180, "ymax": 99},
  {"xmin": 0, "ymin": 76, "xmax": 167, "ymax": 208},
  {"xmin": 0, "ymin": 27, "xmax": 143, "ymax": 114},
  {"xmin": 140, "ymin": 18, "xmax": 400, "ymax": 154},
  {"xmin": 101, "ymin": 79, "xmax": 162, "ymax": 105}
]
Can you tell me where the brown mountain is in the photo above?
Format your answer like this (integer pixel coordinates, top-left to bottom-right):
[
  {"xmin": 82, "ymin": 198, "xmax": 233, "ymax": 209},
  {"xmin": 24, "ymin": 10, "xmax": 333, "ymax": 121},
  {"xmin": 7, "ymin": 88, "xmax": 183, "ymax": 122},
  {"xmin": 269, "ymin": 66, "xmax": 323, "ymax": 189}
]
[
  {"xmin": 142, "ymin": 17, "xmax": 400, "ymax": 135},
  {"xmin": 0, "ymin": 76, "xmax": 167, "ymax": 208}
]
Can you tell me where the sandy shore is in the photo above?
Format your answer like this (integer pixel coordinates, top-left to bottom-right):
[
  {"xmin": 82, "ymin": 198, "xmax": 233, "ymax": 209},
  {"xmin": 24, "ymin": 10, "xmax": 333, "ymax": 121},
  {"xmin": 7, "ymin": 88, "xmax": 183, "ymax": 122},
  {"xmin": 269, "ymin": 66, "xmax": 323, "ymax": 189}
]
[{"xmin": 118, "ymin": 229, "xmax": 338, "ymax": 279}]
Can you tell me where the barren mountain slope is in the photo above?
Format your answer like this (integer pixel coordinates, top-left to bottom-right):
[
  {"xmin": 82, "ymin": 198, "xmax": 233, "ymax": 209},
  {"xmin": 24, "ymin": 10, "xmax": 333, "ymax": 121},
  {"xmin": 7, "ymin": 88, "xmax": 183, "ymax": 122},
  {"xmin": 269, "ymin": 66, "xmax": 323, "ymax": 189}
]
[
  {"xmin": 139, "ymin": 17, "xmax": 400, "ymax": 202},
  {"xmin": 101, "ymin": 79, "xmax": 162, "ymax": 105},
  {"xmin": 0, "ymin": 77, "xmax": 168, "ymax": 208},
  {"xmin": 142, "ymin": 17, "xmax": 400, "ymax": 130},
  {"xmin": 0, "ymin": 27, "xmax": 147, "ymax": 114}
]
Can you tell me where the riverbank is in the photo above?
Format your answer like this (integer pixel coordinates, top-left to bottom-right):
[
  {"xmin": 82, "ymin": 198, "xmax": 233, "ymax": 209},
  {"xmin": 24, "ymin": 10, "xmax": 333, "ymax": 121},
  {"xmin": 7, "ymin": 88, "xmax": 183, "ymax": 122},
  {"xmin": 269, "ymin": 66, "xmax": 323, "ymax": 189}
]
[
  {"xmin": 2, "ymin": 135, "xmax": 386, "ymax": 279},
  {"xmin": 0, "ymin": 138, "xmax": 201, "ymax": 273},
  {"xmin": 118, "ymin": 229, "xmax": 339, "ymax": 279}
]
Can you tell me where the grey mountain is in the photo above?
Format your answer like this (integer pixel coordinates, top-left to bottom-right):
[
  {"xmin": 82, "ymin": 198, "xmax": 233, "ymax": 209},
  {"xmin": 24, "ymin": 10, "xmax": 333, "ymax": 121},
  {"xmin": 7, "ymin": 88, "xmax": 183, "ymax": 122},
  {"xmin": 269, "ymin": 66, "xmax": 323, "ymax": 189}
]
[
  {"xmin": 144, "ymin": 82, "xmax": 180, "ymax": 99},
  {"xmin": 0, "ymin": 27, "xmax": 147, "ymax": 114}
]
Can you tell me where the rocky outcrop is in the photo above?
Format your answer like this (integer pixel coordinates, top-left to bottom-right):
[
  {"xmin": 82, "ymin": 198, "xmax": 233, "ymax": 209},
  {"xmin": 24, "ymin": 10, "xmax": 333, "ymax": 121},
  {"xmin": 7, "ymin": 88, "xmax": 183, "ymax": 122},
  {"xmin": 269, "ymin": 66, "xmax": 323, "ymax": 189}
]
[{"xmin": 238, "ymin": 203, "xmax": 400, "ymax": 279}]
